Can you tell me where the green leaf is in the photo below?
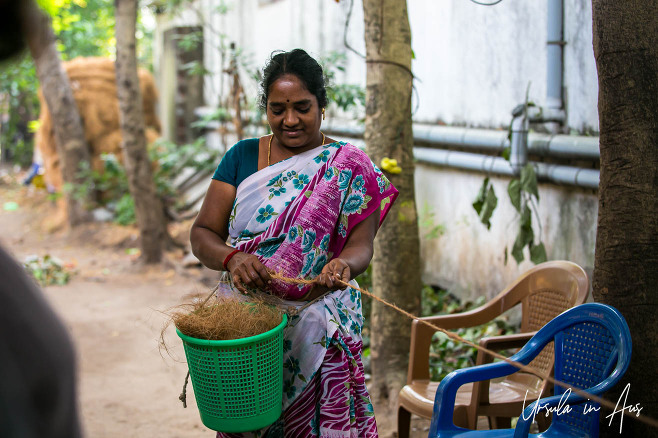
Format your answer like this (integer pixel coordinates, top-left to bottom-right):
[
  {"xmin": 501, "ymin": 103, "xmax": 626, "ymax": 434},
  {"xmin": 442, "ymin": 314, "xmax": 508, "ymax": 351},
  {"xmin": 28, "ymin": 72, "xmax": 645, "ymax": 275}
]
[
  {"xmin": 530, "ymin": 242, "xmax": 548, "ymax": 264},
  {"xmin": 501, "ymin": 146, "xmax": 511, "ymax": 161},
  {"xmin": 114, "ymin": 194, "xmax": 136, "ymax": 226},
  {"xmin": 36, "ymin": 0, "xmax": 59, "ymax": 16},
  {"xmin": 478, "ymin": 185, "xmax": 498, "ymax": 230},
  {"xmin": 176, "ymin": 32, "xmax": 202, "ymax": 52},
  {"xmin": 27, "ymin": 120, "xmax": 41, "ymax": 133},
  {"xmin": 511, "ymin": 233, "xmax": 525, "ymax": 264},
  {"xmin": 520, "ymin": 205, "xmax": 532, "ymax": 229},
  {"xmin": 507, "ymin": 179, "xmax": 521, "ymax": 212},
  {"xmin": 472, "ymin": 177, "xmax": 489, "ymax": 215},
  {"xmin": 511, "ymin": 216, "xmax": 534, "ymax": 264},
  {"xmin": 520, "ymin": 163, "xmax": 539, "ymax": 198}
]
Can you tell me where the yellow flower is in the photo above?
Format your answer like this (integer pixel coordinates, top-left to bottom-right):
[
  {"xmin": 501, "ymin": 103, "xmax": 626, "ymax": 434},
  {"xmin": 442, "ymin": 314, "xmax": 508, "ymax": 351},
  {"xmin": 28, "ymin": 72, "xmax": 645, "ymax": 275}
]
[{"xmin": 380, "ymin": 157, "xmax": 402, "ymax": 174}]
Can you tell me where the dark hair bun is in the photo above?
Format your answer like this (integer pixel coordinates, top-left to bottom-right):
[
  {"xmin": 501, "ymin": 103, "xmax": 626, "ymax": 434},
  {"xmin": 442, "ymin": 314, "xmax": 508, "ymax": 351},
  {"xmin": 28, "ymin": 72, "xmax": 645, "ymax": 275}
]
[{"xmin": 259, "ymin": 49, "xmax": 328, "ymax": 110}]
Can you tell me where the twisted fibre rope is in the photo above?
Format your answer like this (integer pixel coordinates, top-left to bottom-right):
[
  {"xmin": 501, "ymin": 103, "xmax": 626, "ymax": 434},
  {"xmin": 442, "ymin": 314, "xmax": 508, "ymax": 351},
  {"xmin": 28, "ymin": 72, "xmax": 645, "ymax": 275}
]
[{"xmin": 269, "ymin": 272, "xmax": 657, "ymax": 429}]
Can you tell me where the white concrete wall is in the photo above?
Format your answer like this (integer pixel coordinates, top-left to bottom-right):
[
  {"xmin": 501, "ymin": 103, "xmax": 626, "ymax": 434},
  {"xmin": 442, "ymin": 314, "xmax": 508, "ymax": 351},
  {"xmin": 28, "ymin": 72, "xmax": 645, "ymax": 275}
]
[
  {"xmin": 200, "ymin": 0, "xmax": 367, "ymax": 114},
  {"xmin": 159, "ymin": 0, "xmax": 601, "ymax": 299},
  {"xmin": 414, "ymin": 165, "xmax": 597, "ymax": 300},
  {"xmin": 200, "ymin": 0, "xmax": 598, "ymax": 132},
  {"xmin": 563, "ymin": 0, "xmax": 599, "ymax": 132}
]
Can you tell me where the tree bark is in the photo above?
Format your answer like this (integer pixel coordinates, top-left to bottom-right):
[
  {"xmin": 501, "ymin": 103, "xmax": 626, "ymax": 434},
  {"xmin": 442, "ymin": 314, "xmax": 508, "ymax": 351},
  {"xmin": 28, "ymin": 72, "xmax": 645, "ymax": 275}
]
[
  {"xmin": 115, "ymin": 0, "xmax": 166, "ymax": 263},
  {"xmin": 362, "ymin": 0, "xmax": 422, "ymax": 430},
  {"xmin": 24, "ymin": 0, "xmax": 91, "ymax": 226},
  {"xmin": 591, "ymin": 1, "xmax": 658, "ymax": 436}
]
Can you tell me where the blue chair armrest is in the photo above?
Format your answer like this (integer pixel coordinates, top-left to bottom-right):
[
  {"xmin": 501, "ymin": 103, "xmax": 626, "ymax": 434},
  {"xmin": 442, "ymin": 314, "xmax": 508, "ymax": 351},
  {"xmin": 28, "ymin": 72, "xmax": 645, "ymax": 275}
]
[
  {"xmin": 429, "ymin": 331, "xmax": 556, "ymax": 435},
  {"xmin": 429, "ymin": 361, "xmax": 517, "ymax": 434},
  {"xmin": 429, "ymin": 348, "xmax": 544, "ymax": 434}
]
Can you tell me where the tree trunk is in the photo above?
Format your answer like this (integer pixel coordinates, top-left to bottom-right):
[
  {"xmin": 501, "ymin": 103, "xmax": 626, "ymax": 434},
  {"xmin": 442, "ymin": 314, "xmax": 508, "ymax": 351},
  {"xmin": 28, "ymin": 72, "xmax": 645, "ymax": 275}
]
[
  {"xmin": 591, "ymin": 1, "xmax": 658, "ymax": 436},
  {"xmin": 24, "ymin": 0, "xmax": 91, "ymax": 226},
  {"xmin": 362, "ymin": 0, "xmax": 422, "ymax": 431},
  {"xmin": 115, "ymin": 0, "xmax": 166, "ymax": 263}
]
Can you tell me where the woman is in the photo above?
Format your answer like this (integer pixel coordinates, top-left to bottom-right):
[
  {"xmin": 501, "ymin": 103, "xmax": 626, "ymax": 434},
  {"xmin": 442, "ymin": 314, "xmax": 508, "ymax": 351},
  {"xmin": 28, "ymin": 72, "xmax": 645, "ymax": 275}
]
[{"xmin": 190, "ymin": 49, "xmax": 398, "ymax": 437}]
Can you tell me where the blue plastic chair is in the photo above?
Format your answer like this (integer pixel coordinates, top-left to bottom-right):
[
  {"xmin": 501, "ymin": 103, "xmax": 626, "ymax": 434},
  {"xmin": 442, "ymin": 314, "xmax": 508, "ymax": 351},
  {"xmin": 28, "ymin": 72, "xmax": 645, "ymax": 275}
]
[{"xmin": 427, "ymin": 303, "xmax": 632, "ymax": 438}]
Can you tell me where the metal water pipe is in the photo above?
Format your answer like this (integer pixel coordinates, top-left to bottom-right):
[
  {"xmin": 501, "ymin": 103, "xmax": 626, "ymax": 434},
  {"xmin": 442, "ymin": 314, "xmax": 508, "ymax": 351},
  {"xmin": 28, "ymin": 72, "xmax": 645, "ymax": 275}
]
[
  {"xmin": 323, "ymin": 120, "xmax": 599, "ymax": 161},
  {"xmin": 509, "ymin": 110, "xmax": 529, "ymax": 175},
  {"xmin": 546, "ymin": 0, "xmax": 565, "ymax": 112},
  {"xmin": 506, "ymin": 0, "xmax": 566, "ymax": 175},
  {"xmin": 412, "ymin": 148, "xmax": 599, "ymax": 190}
]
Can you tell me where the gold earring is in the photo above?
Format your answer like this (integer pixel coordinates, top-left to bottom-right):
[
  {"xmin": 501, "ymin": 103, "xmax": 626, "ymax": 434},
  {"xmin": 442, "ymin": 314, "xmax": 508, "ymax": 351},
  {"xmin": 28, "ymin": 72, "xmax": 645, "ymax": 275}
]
[{"xmin": 322, "ymin": 108, "xmax": 325, "ymax": 120}]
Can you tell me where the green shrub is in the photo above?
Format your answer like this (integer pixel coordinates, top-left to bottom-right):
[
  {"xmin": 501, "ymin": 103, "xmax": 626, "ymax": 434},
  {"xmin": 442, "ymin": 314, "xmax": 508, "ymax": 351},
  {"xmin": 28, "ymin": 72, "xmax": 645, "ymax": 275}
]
[
  {"xmin": 70, "ymin": 137, "xmax": 222, "ymax": 225},
  {"xmin": 114, "ymin": 193, "xmax": 136, "ymax": 225},
  {"xmin": 355, "ymin": 267, "xmax": 518, "ymax": 380},
  {"xmin": 424, "ymin": 287, "xmax": 518, "ymax": 381},
  {"xmin": 23, "ymin": 254, "xmax": 73, "ymax": 286}
]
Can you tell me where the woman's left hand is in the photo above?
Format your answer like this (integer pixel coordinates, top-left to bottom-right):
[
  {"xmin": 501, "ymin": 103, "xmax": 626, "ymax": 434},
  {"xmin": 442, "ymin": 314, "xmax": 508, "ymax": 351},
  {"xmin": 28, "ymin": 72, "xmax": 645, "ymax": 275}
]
[{"xmin": 314, "ymin": 258, "xmax": 351, "ymax": 291}]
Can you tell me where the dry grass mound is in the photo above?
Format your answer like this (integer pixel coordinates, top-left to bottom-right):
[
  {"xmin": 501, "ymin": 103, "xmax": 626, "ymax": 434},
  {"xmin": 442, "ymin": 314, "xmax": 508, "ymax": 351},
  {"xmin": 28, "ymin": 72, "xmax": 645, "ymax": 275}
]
[
  {"xmin": 35, "ymin": 57, "xmax": 161, "ymax": 229},
  {"xmin": 37, "ymin": 57, "xmax": 161, "ymax": 191}
]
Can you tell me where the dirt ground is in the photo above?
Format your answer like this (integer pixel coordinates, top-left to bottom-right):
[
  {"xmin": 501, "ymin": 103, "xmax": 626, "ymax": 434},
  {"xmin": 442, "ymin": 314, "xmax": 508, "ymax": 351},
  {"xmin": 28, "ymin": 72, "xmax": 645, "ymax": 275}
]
[{"xmin": 0, "ymin": 174, "xmax": 431, "ymax": 438}]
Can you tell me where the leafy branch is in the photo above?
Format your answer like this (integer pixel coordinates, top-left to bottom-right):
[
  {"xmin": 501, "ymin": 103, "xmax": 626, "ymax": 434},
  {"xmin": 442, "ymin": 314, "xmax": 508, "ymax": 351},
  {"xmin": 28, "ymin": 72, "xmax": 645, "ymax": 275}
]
[
  {"xmin": 506, "ymin": 163, "xmax": 547, "ymax": 264},
  {"xmin": 473, "ymin": 81, "xmax": 546, "ymax": 265},
  {"xmin": 320, "ymin": 51, "xmax": 366, "ymax": 116},
  {"xmin": 472, "ymin": 164, "xmax": 547, "ymax": 265}
]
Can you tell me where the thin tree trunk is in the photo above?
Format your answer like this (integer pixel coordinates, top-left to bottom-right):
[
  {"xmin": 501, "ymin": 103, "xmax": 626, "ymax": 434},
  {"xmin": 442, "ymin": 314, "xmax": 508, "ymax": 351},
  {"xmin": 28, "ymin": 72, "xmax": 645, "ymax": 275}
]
[
  {"xmin": 24, "ymin": 0, "xmax": 91, "ymax": 226},
  {"xmin": 115, "ymin": 0, "xmax": 166, "ymax": 263},
  {"xmin": 591, "ymin": 1, "xmax": 658, "ymax": 436},
  {"xmin": 363, "ymin": 0, "xmax": 422, "ymax": 430}
]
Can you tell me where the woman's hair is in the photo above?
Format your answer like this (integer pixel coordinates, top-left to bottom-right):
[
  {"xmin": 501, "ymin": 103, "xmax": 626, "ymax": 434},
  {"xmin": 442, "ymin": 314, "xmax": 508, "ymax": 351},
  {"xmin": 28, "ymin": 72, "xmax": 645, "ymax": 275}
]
[{"xmin": 259, "ymin": 49, "xmax": 328, "ymax": 111}]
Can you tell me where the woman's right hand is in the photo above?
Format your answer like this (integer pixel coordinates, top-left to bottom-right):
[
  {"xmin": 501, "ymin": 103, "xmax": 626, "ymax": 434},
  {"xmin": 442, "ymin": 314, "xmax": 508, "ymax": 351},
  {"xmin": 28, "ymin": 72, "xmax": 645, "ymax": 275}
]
[{"xmin": 226, "ymin": 252, "xmax": 272, "ymax": 293}]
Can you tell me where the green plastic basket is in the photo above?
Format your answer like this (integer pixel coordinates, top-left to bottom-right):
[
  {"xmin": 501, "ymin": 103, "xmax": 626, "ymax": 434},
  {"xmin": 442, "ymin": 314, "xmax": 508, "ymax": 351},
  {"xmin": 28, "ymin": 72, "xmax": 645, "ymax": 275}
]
[{"xmin": 176, "ymin": 313, "xmax": 287, "ymax": 433}]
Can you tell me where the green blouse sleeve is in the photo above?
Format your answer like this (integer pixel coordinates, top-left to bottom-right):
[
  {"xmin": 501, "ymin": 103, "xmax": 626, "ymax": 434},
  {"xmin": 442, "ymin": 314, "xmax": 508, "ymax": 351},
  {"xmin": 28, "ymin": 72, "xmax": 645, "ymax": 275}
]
[{"xmin": 212, "ymin": 138, "xmax": 259, "ymax": 187}]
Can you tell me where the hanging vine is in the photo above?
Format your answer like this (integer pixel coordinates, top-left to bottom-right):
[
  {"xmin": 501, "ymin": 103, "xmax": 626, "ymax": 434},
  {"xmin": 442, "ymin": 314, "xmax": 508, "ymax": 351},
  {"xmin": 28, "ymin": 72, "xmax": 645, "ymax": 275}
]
[
  {"xmin": 473, "ymin": 165, "xmax": 547, "ymax": 265},
  {"xmin": 473, "ymin": 91, "xmax": 547, "ymax": 266}
]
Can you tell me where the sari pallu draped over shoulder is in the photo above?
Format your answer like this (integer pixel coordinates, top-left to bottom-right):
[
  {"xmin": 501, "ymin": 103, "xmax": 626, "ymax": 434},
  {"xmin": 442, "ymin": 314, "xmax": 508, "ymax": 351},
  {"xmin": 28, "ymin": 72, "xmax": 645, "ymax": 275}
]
[
  {"xmin": 216, "ymin": 142, "xmax": 397, "ymax": 438},
  {"xmin": 228, "ymin": 141, "xmax": 398, "ymax": 299}
]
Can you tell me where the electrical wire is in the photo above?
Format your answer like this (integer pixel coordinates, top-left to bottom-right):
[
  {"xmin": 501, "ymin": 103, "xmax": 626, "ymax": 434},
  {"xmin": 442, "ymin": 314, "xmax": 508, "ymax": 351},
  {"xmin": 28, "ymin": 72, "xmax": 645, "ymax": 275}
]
[
  {"xmin": 343, "ymin": 0, "xmax": 365, "ymax": 59},
  {"xmin": 469, "ymin": 0, "xmax": 504, "ymax": 5}
]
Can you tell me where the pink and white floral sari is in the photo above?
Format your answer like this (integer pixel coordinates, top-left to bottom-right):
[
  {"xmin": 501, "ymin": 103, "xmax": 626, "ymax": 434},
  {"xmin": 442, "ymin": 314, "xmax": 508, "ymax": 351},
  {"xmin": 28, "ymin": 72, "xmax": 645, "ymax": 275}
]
[{"xmin": 216, "ymin": 141, "xmax": 398, "ymax": 438}]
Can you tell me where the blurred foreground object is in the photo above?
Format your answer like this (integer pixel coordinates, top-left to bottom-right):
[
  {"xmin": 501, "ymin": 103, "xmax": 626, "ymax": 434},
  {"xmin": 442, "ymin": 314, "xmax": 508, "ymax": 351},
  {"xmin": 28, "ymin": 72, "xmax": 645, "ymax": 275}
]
[
  {"xmin": 0, "ymin": 245, "xmax": 83, "ymax": 437},
  {"xmin": 0, "ymin": 2, "xmax": 82, "ymax": 436},
  {"xmin": 0, "ymin": 0, "xmax": 27, "ymax": 60}
]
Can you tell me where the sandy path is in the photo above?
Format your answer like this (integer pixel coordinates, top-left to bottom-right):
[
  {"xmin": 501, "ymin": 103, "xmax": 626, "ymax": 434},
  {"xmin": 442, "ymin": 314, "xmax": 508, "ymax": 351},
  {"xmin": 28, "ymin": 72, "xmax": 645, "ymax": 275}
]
[{"xmin": 0, "ymin": 181, "xmax": 433, "ymax": 438}]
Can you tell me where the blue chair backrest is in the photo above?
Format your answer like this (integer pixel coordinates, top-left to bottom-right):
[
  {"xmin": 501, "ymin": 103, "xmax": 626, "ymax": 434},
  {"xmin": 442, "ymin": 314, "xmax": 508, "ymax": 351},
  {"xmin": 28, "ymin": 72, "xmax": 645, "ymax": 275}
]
[{"xmin": 545, "ymin": 304, "xmax": 632, "ymax": 436}]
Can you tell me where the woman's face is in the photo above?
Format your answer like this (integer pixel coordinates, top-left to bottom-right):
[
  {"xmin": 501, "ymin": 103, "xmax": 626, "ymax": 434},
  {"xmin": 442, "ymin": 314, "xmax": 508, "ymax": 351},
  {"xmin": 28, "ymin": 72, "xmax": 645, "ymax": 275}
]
[{"xmin": 267, "ymin": 74, "xmax": 323, "ymax": 150}]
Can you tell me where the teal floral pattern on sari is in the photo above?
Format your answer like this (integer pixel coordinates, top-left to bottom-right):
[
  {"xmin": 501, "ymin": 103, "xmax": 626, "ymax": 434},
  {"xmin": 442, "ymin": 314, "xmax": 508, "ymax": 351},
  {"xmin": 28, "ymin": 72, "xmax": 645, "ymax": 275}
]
[
  {"xmin": 216, "ymin": 141, "xmax": 397, "ymax": 438},
  {"xmin": 228, "ymin": 142, "xmax": 396, "ymax": 299}
]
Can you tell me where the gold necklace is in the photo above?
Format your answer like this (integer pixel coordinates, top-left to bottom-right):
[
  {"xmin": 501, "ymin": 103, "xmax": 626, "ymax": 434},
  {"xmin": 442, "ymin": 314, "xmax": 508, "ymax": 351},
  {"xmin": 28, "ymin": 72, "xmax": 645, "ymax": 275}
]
[{"xmin": 267, "ymin": 132, "xmax": 325, "ymax": 166}]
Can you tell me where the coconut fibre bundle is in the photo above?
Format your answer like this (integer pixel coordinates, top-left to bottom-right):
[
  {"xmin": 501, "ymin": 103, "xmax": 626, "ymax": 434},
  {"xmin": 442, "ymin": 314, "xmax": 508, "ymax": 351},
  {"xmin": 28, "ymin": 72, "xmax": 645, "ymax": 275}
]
[{"xmin": 173, "ymin": 296, "xmax": 283, "ymax": 341}]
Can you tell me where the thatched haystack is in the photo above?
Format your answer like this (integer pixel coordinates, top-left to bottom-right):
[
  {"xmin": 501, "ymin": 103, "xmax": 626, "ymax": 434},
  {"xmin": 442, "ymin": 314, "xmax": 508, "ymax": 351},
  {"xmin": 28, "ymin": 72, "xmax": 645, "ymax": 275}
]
[{"xmin": 36, "ymin": 56, "xmax": 161, "ymax": 192}]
